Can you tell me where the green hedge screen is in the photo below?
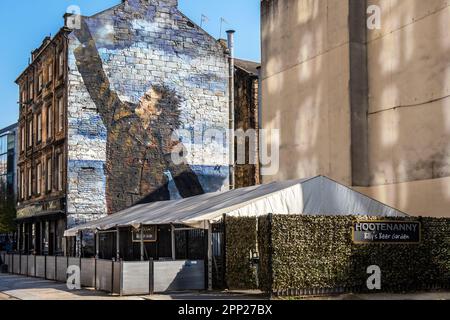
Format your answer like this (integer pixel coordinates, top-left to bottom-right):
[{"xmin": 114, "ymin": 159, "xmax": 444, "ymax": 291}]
[{"xmin": 226, "ymin": 215, "xmax": 450, "ymax": 294}]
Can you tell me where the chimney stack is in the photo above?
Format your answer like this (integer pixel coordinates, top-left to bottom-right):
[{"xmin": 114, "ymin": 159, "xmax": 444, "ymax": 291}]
[
  {"xmin": 226, "ymin": 30, "xmax": 235, "ymax": 58},
  {"xmin": 226, "ymin": 30, "xmax": 236, "ymax": 190},
  {"xmin": 63, "ymin": 13, "xmax": 73, "ymax": 28}
]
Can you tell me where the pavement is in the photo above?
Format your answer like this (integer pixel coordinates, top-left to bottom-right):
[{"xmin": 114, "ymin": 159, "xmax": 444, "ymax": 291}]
[
  {"xmin": 146, "ymin": 291, "xmax": 268, "ymax": 300},
  {"xmin": 0, "ymin": 273, "xmax": 266, "ymax": 300},
  {"xmin": 0, "ymin": 273, "xmax": 142, "ymax": 300},
  {"xmin": 2, "ymin": 273, "xmax": 450, "ymax": 300},
  {"xmin": 0, "ymin": 292, "xmax": 16, "ymax": 300}
]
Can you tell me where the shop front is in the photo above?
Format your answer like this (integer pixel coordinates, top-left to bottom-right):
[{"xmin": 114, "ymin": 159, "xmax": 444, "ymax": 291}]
[
  {"xmin": 16, "ymin": 213, "xmax": 66, "ymax": 256},
  {"xmin": 16, "ymin": 197, "xmax": 67, "ymax": 256}
]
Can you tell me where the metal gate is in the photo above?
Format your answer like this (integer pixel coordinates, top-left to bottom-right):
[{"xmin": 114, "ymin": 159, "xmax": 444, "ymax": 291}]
[
  {"xmin": 212, "ymin": 221, "xmax": 226, "ymax": 290},
  {"xmin": 174, "ymin": 228, "xmax": 206, "ymax": 260},
  {"xmin": 98, "ymin": 231, "xmax": 117, "ymax": 260}
]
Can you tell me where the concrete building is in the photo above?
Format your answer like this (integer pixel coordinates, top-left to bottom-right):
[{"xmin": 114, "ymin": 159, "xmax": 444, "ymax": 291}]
[
  {"xmin": 0, "ymin": 123, "xmax": 18, "ymax": 240},
  {"xmin": 0, "ymin": 124, "xmax": 17, "ymax": 202},
  {"xmin": 260, "ymin": 0, "xmax": 450, "ymax": 217},
  {"xmin": 15, "ymin": 0, "xmax": 259, "ymax": 255}
]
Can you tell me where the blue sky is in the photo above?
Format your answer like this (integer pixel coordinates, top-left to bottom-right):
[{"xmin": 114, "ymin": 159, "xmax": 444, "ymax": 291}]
[{"xmin": 0, "ymin": 0, "xmax": 260, "ymax": 128}]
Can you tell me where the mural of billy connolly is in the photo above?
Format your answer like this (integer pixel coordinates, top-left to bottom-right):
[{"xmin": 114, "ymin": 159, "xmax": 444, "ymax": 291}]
[{"xmin": 73, "ymin": 18, "xmax": 205, "ymax": 214}]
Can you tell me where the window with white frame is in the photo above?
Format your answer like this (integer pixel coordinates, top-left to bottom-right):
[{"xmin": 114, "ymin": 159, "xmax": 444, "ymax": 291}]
[
  {"xmin": 58, "ymin": 51, "xmax": 64, "ymax": 76},
  {"xmin": 38, "ymin": 73, "xmax": 43, "ymax": 92},
  {"xmin": 21, "ymin": 87, "xmax": 26, "ymax": 103},
  {"xmin": 17, "ymin": 170, "xmax": 21, "ymax": 199},
  {"xmin": 47, "ymin": 104, "xmax": 52, "ymax": 140},
  {"xmin": 46, "ymin": 157, "xmax": 52, "ymax": 192},
  {"xmin": 36, "ymin": 163, "xmax": 42, "ymax": 195},
  {"xmin": 28, "ymin": 119, "xmax": 33, "ymax": 148},
  {"xmin": 20, "ymin": 170, "xmax": 24, "ymax": 200},
  {"xmin": 29, "ymin": 82, "xmax": 33, "ymax": 100},
  {"xmin": 47, "ymin": 62, "xmax": 53, "ymax": 83},
  {"xmin": 28, "ymin": 167, "xmax": 32, "ymax": 198},
  {"xmin": 57, "ymin": 153, "xmax": 63, "ymax": 191},
  {"xmin": 20, "ymin": 126, "xmax": 25, "ymax": 152},
  {"xmin": 57, "ymin": 97, "xmax": 64, "ymax": 132},
  {"xmin": 37, "ymin": 113, "xmax": 42, "ymax": 142}
]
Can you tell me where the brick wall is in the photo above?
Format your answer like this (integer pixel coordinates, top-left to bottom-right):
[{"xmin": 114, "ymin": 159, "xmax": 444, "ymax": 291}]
[
  {"xmin": 234, "ymin": 66, "xmax": 260, "ymax": 188},
  {"xmin": 66, "ymin": 0, "xmax": 230, "ymax": 227}
]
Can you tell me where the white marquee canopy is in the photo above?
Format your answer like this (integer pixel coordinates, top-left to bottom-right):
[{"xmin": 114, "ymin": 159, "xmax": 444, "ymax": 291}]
[{"xmin": 64, "ymin": 176, "xmax": 407, "ymax": 236}]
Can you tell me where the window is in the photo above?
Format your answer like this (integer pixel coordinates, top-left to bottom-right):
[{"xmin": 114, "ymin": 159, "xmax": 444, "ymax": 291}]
[
  {"xmin": 21, "ymin": 87, "xmax": 26, "ymax": 104},
  {"xmin": 38, "ymin": 73, "xmax": 43, "ymax": 92},
  {"xmin": 0, "ymin": 137, "xmax": 6, "ymax": 200},
  {"xmin": 17, "ymin": 170, "xmax": 20, "ymax": 199},
  {"xmin": 57, "ymin": 97, "xmax": 64, "ymax": 132},
  {"xmin": 58, "ymin": 52, "xmax": 64, "ymax": 76},
  {"xmin": 36, "ymin": 163, "xmax": 42, "ymax": 195},
  {"xmin": 20, "ymin": 126, "xmax": 25, "ymax": 152},
  {"xmin": 28, "ymin": 167, "xmax": 32, "ymax": 198},
  {"xmin": 57, "ymin": 153, "xmax": 63, "ymax": 191},
  {"xmin": 37, "ymin": 113, "xmax": 42, "ymax": 142},
  {"xmin": 46, "ymin": 158, "xmax": 52, "ymax": 192},
  {"xmin": 47, "ymin": 104, "xmax": 52, "ymax": 140},
  {"xmin": 29, "ymin": 82, "xmax": 33, "ymax": 100},
  {"xmin": 20, "ymin": 170, "xmax": 24, "ymax": 200},
  {"xmin": 47, "ymin": 62, "xmax": 53, "ymax": 83},
  {"xmin": 28, "ymin": 119, "xmax": 33, "ymax": 148}
]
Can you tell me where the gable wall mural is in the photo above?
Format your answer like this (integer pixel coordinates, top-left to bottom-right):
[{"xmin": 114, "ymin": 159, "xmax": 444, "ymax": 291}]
[{"xmin": 66, "ymin": 0, "xmax": 230, "ymax": 227}]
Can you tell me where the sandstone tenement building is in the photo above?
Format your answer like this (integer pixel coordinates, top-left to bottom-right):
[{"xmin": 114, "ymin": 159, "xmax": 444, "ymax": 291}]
[{"xmin": 15, "ymin": 0, "xmax": 259, "ymax": 255}]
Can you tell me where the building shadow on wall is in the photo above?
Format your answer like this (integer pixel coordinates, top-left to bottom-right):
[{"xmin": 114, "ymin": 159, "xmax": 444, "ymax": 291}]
[
  {"xmin": 365, "ymin": 0, "xmax": 450, "ymax": 217},
  {"xmin": 262, "ymin": 0, "xmax": 450, "ymax": 215},
  {"xmin": 262, "ymin": 0, "xmax": 349, "ymax": 184}
]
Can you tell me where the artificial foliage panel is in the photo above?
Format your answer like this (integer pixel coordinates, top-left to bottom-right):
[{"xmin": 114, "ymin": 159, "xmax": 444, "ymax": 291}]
[{"xmin": 226, "ymin": 215, "xmax": 450, "ymax": 294}]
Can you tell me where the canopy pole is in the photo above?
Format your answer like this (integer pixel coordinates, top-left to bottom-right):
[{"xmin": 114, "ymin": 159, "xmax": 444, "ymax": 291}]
[
  {"xmin": 95, "ymin": 231, "xmax": 99, "ymax": 259},
  {"xmin": 171, "ymin": 224, "xmax": 176, "ymax": 261},
  {"xmin": 17, "ymin": 224, "xmax": 21, "ymax": 253},
  {"xmin": 207, "ymin": 221, "xmax": 213, "ymax": 291},
  {"xmin": 140, "ymin": 225, "xmax": 144, "ymax": 261},
  {"xmin": 76, "ymin": 231, "xmax": 80, "ymax": 257},
  {"xmin": 116, "ymin": 227, "xmax": 120, "ymax": 261},
  {"xmin": 80, "ymin": 231, "xmax": 83, "ymax": 258}
]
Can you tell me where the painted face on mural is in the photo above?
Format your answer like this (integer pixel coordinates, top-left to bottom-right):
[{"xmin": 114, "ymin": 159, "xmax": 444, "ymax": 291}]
[{"xmin": 135, "ymin": 88, "xmax": 163, "ymax": 130}]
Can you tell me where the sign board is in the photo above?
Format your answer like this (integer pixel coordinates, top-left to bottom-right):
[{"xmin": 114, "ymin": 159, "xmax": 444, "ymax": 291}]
[
  {"xmin": 352, "ymin": 221, "xmax": 421, "ymax": 244},
  {"xmin": 17, "ymin": 199, "xmax": 63, "ymax": 219},
  {"xmin": 132, "ymin": 226, "xmax": 158, "ymax": 243}
]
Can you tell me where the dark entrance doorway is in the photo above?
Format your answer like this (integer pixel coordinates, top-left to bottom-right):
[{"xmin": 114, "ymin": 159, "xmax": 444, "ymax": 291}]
[
  {"xmin": 174, "ymin": 227, "xmax": 206, "ymax": 260},
  {"xmin": 98, "ymin": 231, "xmax": 117, "ymax": 260}
]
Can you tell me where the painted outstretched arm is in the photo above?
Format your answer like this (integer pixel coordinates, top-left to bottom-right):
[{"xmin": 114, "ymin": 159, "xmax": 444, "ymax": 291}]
[{"xmin": 73, "ymin": 18, "xmax": 123, "ymax": 127}]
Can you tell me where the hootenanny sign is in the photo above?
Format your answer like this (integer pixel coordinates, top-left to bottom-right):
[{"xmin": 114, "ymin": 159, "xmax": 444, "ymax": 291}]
[{"xmin": 352, "ymin": 221, "xmax": 421, "ymax": 244}]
